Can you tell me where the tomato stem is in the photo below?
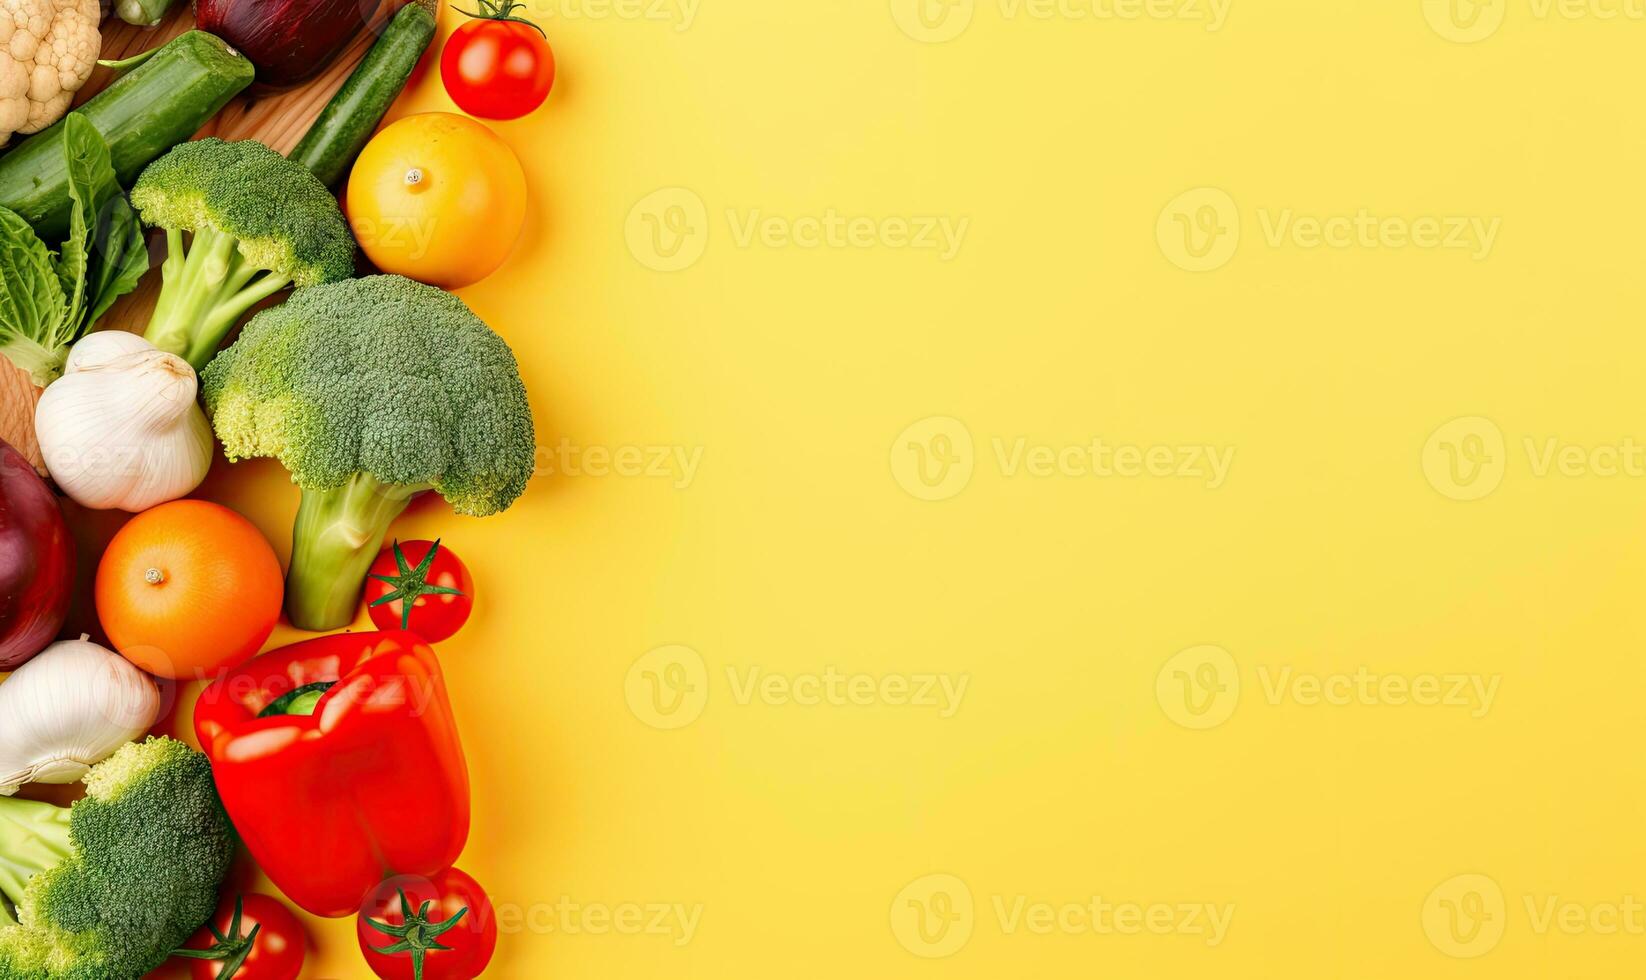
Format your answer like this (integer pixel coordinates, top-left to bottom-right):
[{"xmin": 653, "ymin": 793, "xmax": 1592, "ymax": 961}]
[
  {"xmin": 169, "ymin": 897, "xmax": 262, "ymax": 980},
  {"xmin": 454, "ymin": 0, "xmax": 548, "ymax": 38},
  {"xmin": 365, "ymin": 888, "xmax": 471, "ymax": 980},
  {"xmin": 367, "ymin": 539, "xmax": 467, "ymax": 632}
]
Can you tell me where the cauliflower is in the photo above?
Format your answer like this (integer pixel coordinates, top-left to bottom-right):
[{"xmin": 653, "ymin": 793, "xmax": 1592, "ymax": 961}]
[{"xmin": 0, "ymin": 0, "xmax": 99, "ymax": 147}]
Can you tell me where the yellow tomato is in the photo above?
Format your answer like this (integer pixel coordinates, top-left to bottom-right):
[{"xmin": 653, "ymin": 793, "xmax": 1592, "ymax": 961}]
[{"xmin": 346, "ymin": 112, "xmax": 527, "ymax": 289}]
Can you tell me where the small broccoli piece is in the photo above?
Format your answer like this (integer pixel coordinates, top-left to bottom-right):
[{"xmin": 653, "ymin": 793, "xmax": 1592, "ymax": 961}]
[
  {"xmin": 130, "ymin": 137, "xmax": 355, "ymax": 371},
  {"xmin": 0, "ymin": 737, "xmax": 236, "ymax": 980},
  {"xmin": 202, "ymin": 274, "xmax": 537, "ymax": 630}
]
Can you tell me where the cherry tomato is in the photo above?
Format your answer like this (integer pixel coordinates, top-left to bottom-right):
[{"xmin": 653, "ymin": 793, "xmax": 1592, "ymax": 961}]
[
  {"xmin": 357, "ymin": 867, "xmax": 497, "ymax": 980},
  {"xmin": 364, "ymin": 539, "xmax": 474, "ymax": 642},
  {"xmin": 176, "ymin": 894, "xmax": 306, "ymax": 980},
  {"xmin": 440, "ymin": 1, "xmax": 555, "ymax": 120}
]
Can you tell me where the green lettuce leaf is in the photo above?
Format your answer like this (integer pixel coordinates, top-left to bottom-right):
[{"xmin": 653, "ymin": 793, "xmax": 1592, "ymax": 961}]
[
  {"xmin": 57, "ymin": 133, "xmax": 91, "ymax": 336},
  {"xmin": 0, "ymin": 117, "xmax": 148, "ymax": 385},
  {"xmin": 0, "ymin": 207, "xmax": 68, "ymax": 385}
]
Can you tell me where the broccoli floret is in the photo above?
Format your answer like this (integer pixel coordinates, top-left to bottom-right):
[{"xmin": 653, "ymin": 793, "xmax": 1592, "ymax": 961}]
[
  {"xmin": 0, "ymin": 737, "xmax": 236, "ymax": 980},
  {"xmin": 131, "ymin": 138, "xmax": 355, "ymax": 371},
  {"xmin": 202, "ymin": 274, "xmax": 537, "ymax": 630}
]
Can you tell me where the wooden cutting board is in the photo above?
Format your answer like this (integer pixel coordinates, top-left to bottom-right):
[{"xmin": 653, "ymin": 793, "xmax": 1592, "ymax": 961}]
[{"xmin": 0, "ymin": 6, "xmax": 399, "ymax": 470}]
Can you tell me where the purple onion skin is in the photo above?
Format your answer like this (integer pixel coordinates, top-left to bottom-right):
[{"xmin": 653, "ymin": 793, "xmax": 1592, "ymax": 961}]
[
  {"xmin": 196, "ymin": 0, "xmax": 384, "ymax": 88},
  {"xmin": 0, "ymin": 440, "xmax": 73, "ymax": 671}
]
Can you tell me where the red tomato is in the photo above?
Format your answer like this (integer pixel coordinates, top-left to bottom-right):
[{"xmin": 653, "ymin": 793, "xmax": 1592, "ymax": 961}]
[
  {"xmin": 177, "ymin": 894, "xmax": 306, "ymax": 980},
  {"xmin": 357, "ymin": 867, "xmax": 497, "ymax": 980},
  {"xmin": 440, "ymin": 2, "xmax": 555, "ymax": 120},
  {"xmin": 364, "ymin": 539, "xmax": 474, "ymax": 642}
]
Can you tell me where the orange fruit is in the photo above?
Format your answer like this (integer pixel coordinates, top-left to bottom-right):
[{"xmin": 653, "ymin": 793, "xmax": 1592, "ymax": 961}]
[
  {"xmin": 95, "ymin": 500, "xmax": 282, "ymax": 680},
  {"xmin": 346, "ymin": 112, "xmax": 527, "ymax": 289}
]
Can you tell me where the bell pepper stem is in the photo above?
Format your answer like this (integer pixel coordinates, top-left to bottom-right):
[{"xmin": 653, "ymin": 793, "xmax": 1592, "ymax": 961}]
[{"xmin": 287, "ymin": 476, "xmax": 427, "ymax": 630}]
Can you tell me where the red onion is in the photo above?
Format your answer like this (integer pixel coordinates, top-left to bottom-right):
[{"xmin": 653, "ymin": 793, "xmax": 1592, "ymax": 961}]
[
  {"xmin": 0, "ymin": 439, "xmax": 73, "ymax": 670},
  {"xmin": 196, "ymin": 0, "xmax": 388, "ymax": 88}
]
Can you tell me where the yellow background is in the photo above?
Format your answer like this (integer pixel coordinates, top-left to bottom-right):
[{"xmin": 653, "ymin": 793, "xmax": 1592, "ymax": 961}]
[{"xmin": 157, "ymin": 0, "xmax": 1646, "ymax": 975}]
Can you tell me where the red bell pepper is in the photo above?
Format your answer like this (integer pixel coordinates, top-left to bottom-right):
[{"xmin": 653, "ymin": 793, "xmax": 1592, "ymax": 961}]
[{"xmin": 195, "ymin": 631, "xmax": 471, "ymax": 918}]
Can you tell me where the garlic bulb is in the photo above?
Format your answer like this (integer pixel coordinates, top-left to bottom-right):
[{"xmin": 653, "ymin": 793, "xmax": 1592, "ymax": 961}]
[
  {"xmin": 0, "ymin": 636, "xmax": 161, "ymax": 795},
  {"xmin": 34, "ymin": 332, "xmax": 213, "ymax": 512}
]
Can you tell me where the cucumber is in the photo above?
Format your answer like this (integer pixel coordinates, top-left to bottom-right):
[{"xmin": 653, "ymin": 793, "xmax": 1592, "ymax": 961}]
[
  {"xmin": 289, "ymin": 3, "xmax": 437, "ymax": 188},
  {"xmin": 0, "ymin": 32, "xmax": 254, "ymax": 240}
]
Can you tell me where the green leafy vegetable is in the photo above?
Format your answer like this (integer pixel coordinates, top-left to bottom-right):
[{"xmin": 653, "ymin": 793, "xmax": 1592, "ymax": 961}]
[
  {"xmin": 55, "ymin": 179, "xmax": 88, "ymax": 338},
  {"xmin": 0, "ymin": 115, "xmax": 149, "ymax": 387},
  {"xmin": 64, "ymin": 114, "xmax": 149, "ymax": 325},
  {"xmin": 0, "ymin": 209, "xmax": 70, "ymax": 386}
]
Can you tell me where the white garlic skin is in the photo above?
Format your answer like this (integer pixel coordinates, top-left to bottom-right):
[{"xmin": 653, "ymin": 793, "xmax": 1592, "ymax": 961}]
[
  {"xmin": 0, "ymin": 637, "xmax": 161, "ymax": 795},
  {"xmin": 34, "ymin": 332, "xmax": 213, "ymax": 512}
]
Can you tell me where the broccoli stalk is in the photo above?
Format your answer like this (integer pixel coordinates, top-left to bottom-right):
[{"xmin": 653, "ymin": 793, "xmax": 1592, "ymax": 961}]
[
  {"xmin": 0, "ymin": 797, "xmax": 71, "ymax": 929},
  {"xmin": 131, "ymin": 138, "xmax": 355, "ymax": 372},
  {"xmin": 0, "ymin": 737, "xmax": 236, "ymax": 980},
  {"xmin": 288, "ymin": 474, "xmax": 429, "ymax": 630},
  {"xmin": 144, "ymin": 227, "xmax": 300, "ymax": 371},
  {"xmin": 202, "ymin": 275, "xmax": 537, "ymax": 631}
]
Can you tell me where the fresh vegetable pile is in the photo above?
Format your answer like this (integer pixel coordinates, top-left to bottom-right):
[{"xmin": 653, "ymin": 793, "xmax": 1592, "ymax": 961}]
[{"xmin": 0, "ymin": 1, "xmax": 557, "ymax": 975}]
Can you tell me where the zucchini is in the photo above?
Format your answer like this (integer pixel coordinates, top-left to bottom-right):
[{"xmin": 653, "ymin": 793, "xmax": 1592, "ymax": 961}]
[
  {"xmin": 0, "ymin": 32, "xmax": 254, "ymax": 240},
  {"xmin": 289, "ymin": 3, "xmax": 437, "ymax": 188}
]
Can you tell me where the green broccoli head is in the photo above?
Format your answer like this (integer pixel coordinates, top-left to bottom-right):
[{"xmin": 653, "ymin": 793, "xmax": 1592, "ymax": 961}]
[
  {"xmin": 202, "ymin": 274, "xmax": 537, "ymax": 630},
  {"xmin": 0, "ymin": 737, "xmax": 236, "ymax": 980},
  {"xmin": 203, "ymin": 274, "xmax": 537, "ymax": 514},
  {"xmin": 132, "ymin": 138, "xmax": 354, "ymax": 288},
  {"xmin": 130, "ymin": 138, "xmax": 356, "ymax": 371}
]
